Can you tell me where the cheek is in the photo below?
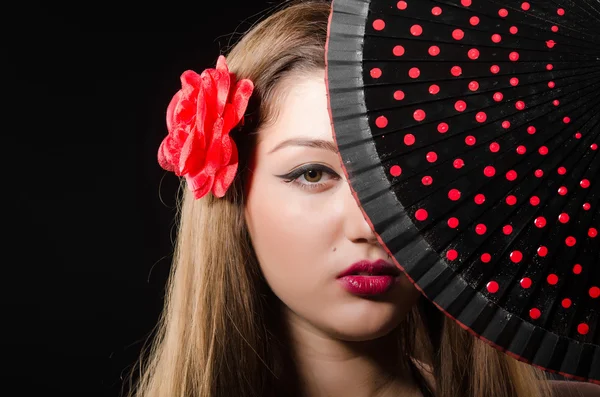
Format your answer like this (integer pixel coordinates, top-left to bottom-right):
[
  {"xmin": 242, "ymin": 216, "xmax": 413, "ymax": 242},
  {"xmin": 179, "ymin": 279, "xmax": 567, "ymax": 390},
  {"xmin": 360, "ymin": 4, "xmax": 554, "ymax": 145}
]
[{"xmin": 245, "ymin": 182, "xmax": 339, "ymax": 297}]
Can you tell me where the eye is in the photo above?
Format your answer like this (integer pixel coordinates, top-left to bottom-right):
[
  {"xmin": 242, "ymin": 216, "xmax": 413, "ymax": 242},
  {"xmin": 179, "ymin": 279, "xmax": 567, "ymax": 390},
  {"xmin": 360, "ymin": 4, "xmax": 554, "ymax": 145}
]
[
  {"xmin": 303, "ymin": 169, "xmax": 325, "ymax": 183},
  {"xmin": 276, "ymin": 164, "xmax": 341, "ymax": 191}
]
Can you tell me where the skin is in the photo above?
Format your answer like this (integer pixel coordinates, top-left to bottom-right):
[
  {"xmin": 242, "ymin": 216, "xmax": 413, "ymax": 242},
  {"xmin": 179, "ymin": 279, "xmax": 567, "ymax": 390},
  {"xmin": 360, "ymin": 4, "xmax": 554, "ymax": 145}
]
[{"xmin": 244, "ymin": 70, "xmax": 424, "ymax": 397}]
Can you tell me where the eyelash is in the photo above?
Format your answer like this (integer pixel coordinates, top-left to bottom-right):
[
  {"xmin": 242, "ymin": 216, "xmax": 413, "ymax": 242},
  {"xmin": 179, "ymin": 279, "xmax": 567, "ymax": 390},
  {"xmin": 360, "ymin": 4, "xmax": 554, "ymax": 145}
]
[{"xmin": 277, "ymin": 164, "xmax": 341, "ymax": 191}]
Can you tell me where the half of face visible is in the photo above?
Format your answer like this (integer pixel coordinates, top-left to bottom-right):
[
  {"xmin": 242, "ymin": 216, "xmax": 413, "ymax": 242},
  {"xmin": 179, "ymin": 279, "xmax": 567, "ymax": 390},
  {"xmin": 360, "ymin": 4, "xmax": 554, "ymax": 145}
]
[{"xmin": 244, "ymin": 70, "xmax": 421, "ymax": 342}]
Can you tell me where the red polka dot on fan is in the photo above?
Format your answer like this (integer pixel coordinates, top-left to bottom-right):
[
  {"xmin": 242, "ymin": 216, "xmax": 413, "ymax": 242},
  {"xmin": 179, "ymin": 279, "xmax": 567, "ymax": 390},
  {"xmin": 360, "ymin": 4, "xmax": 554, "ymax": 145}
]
[
  {"xmin": 455, "ymin": 100, "xmax": 467, "ymax": 111},
  {"xmin": 415, "ymin": 209, "xmax": 428, "ymax": 221},
  {"xmin": 547, "ymin": 274, "xmax": 558, "ymax": 285},
  {"xmin": 410, "ymin": 24, "xmax": 423, "ymax": 36},
  {"xmin": 373, "ymin": 19, "xmax": 385, "ymax": 31},
  {"xmin": 474, "ymin": 194, "xmax": 485, "ymax": 205},
  {"xmin": 426, "ymin": 152, "xmax": 438, "ymax": 163},
  {"xmin": 393, "ymin": 45, "xmax": 405, "ymax": 56},
  {"xmin": 487, "ymin": 281, "xmax": 499, "ymax": 293},
  {"xmin": 448, "ymin": 217, "xmax": 459, "ymax": 228},
  {"xmin": 428, "ymin": 45, "xmax": 440, "ymax": 56},
  {"xmin": 413, "ymin": 109, "xmax": 426, "ymax": 121},
  {"xmin": 370, "ymin": 68, "xmax": 382, "ymax": 78},
  {"xmin": 446, "ymin": 249, "xmax": 458, "ymax": 260},
  {"xmin": 375, "ymin": 115, "xmax": 387, "ymax": 128},
  {"xmin": 448, "ymin": 189, "xmax": 461, "ymax": 201},
  {"xmin": 578, "ymin": 324, "xmax": 589, "ymax": 335},
  {"xmin": 520, "ymin": 278, "xmax": 532, "ymax": 288},
  {"xmin": 558, "ymin": 213, "xmax": 570, "ymax": 223}
]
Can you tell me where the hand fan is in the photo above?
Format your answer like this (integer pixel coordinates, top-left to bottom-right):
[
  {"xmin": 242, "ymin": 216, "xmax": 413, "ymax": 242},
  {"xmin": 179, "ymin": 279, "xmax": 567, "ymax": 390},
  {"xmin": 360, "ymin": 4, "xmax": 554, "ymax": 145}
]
[{"xmin": 325, "ymin": 0, "xmax": 599, "ymax": 383}]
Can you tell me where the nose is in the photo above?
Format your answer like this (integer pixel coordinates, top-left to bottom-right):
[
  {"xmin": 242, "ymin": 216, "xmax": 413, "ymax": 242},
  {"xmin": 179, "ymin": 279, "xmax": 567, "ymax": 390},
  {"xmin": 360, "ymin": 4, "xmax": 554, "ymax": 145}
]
[{"xmin": 341, "ymin": 181, "xmax": 379, "ymax": 244}]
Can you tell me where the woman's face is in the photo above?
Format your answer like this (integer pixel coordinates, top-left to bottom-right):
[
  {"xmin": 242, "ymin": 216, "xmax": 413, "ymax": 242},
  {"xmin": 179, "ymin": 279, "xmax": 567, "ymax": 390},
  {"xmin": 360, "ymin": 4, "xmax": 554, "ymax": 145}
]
[{"xmin": 244, "ymin": 71, "xmax": 421, "ymax": 342}]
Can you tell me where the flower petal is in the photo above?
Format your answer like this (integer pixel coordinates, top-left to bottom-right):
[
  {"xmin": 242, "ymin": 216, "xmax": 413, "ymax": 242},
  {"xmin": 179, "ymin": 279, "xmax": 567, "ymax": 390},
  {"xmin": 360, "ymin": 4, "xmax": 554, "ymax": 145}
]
[
  {"xmin": 157, "ymin": 136, "xmax": 177, "ymax": 172},
  {"xmin": 180, "ymin": 70, "xmax": 202, "ymax": 95},
  {"xmin": 199, "ymin": 71, "xmax": 218, "ymax": 140},
  {"xmin": 219, "ymin": 133, "xmax": 234, "ymax": 167},
  {"xmin": 195, "ymin": 80, "xmax": 207, "ymax": 149},
  {"xmin": 166, "ymin": 91, "xmax": 182, "ymax": 134},
  {"xmin": 212, "ymin": 141, "xmax": 238, "ymax": 198},
  {"xmin": 223, "ymin": 79, "xmax": 254, "ymax": 132},
  {"xmin": 173, "ymin": 71, "xmax": 201, "ymax": 126},
  {"xmin": 179, "ymin": 126, "xmax": 205, "ymax": 176},
  {"xmin": 213, "ymin": 55, "xmax": 231, "ymax": 116},
  {"xmin": 203, "ymin": 117, "xmax": 225, "ymax": 175},
  {"xmin": 186, "ymin": 171, "xmax": 213, "ymax": 200}
]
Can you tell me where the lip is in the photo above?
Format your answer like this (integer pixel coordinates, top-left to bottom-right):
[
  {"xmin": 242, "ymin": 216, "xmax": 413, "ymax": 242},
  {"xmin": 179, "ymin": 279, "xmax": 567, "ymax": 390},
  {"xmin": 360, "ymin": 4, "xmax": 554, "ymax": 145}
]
[
  {"xmin": 337, "ymin": 259, "xmax": 401, "ymax": 296},
  {"xmin": 337, "ymin": 259, "xmax": 401, "ymax": 278}
]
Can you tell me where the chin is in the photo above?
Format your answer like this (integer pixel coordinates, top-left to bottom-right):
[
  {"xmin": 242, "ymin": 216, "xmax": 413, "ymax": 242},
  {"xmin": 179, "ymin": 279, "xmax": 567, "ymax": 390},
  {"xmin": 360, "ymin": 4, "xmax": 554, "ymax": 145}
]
[
  {"xmin": 335, "ymin": 325, "xmax": 399, "ymax": 342},
  {"xmin": 325, "ymin": 301, "xmax": 408, "ymax": 342}
]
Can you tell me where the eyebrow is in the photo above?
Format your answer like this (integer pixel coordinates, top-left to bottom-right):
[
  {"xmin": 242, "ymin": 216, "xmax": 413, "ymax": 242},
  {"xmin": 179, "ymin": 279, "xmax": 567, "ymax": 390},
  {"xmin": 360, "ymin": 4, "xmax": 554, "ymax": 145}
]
[{"xmin": 268, "ymin": 138, "xmax": 338, "ymax": 154}]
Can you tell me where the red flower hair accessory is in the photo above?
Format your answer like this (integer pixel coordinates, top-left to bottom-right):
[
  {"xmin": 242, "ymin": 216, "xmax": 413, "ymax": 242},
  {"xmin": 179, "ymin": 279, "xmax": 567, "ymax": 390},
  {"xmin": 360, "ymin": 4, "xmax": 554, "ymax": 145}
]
[{"xmin": 157, "ymin": 55, "xmax": 254, "ymax": 199}]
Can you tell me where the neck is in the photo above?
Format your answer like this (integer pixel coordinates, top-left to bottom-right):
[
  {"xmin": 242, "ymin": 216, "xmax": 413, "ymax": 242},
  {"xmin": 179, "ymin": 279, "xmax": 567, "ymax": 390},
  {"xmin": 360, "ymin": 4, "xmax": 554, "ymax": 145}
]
[{"xmin": 282, "ymin": 309, "xmax": 421, "ymax": 397}]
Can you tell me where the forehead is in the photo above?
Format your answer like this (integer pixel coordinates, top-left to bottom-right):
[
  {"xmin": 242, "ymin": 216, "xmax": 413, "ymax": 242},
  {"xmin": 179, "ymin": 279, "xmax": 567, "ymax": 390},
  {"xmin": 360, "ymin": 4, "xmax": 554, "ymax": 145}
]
[{"xmin": 257, "ymin": 71, "xmax": 333, "ymax": 149}]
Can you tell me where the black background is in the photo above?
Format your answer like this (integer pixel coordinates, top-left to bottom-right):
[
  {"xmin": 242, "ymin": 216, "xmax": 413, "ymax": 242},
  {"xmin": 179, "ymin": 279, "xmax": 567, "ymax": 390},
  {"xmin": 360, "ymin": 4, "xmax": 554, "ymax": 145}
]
[{"xmin": 5, "ymin": 1, "xmax": 280, "ymax": 396}]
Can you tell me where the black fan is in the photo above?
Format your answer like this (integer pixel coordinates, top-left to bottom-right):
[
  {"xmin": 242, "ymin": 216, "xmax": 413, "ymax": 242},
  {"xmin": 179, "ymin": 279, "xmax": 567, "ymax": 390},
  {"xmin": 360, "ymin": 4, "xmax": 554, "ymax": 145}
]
[{"xmin": 326, "ymin": 0, "xmax": 600, "ymax": 383}]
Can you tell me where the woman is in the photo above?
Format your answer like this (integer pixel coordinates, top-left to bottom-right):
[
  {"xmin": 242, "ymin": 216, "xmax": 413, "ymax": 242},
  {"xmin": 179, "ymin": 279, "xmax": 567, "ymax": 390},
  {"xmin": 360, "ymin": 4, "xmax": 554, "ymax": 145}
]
[{"xmin": 131, "ymin": 1, "xmax": 599, "ymax": 396}]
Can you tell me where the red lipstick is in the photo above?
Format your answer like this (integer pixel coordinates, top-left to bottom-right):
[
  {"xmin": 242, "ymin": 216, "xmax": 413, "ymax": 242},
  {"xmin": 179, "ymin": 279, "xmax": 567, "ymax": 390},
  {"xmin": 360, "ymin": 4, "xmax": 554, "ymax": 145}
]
[{"xmin": 337, "ymin": 259, "xmax": 401, "ymax": 296}]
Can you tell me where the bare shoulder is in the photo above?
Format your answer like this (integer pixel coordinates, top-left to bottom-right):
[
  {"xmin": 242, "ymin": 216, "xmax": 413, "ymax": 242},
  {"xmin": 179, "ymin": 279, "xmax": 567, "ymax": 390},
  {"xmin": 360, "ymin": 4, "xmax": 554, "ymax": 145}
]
[{"xmin": 548, "ymin": 380, "xmax": 600, "ymax": 397}]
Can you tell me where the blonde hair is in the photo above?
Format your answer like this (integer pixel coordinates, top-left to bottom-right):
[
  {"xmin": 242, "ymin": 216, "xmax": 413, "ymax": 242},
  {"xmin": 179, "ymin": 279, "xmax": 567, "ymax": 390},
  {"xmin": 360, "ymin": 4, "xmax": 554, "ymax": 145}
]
[{"xmin": 129, "ymin": 1, "xmax": 555, "ymax": 396}]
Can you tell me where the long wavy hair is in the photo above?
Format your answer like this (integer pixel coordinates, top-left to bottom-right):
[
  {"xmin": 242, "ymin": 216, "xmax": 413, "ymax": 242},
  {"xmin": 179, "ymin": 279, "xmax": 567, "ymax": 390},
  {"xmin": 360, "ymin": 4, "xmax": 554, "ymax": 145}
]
[{"xmin": 130, "ymin": 1, "xmax": 555, "ymax": 396}]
